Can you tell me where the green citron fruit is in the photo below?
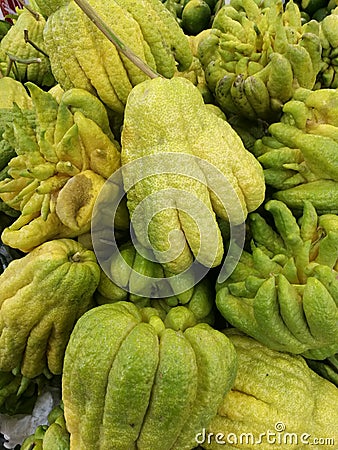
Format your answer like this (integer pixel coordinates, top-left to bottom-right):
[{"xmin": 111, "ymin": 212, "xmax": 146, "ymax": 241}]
[
  {"xmin": 202, "ymin": 330, "xmax": 338, "ymax": 450},
  {"xmin": 254, "ymin": 87, "xmax": 338, "ymax": 213},
  {"xmin": 0, "ymin": 83, "xmax": 121, "ymax": 252},
  {"xmin": 182, "ymin": 0, "xmax": 212, "ymax": 35},
  {"xmin": 121, "ymin": 76, "xmax": 265, "ymax": 275},
  {"xmin": 62, "ymin": 301, "xmax": 237, "ymax": 450},
  {"xmin": 38, "ymin": 0, "xmax": 193, "ymax": 113},
  {"xmin": 21, "ymin": 403, "xmax": 70, "ymax": 450},
  {"xmin": 0, "ymin": 238, "xmax": 100, "ymax": 378},
  {"xmin": 216, "ymin": 200, "xmax": 338, "ymax": 360},
  {"xmin": 0, "ymin": 9, "xmax": 55, "ymax": 87},
  {"xmin": 197, "ymin": 0, "xmax": 323, "ymax": 121},
  {"xmin": 95, "ymin": 239, "xmax": 215, "ymax": 325},
  {"xmin": 28, "ymin": 0, "xmax": 69, "ymax": 17}
]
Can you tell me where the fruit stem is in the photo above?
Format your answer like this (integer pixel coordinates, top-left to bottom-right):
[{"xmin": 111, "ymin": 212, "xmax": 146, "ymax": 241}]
[
  {"xmin": 5, "ymin": 53, "xmax": 41, "ymax": 77},
  {"xmin": 24, "ymin": 29, "xmax": 49, "ymax": 57},
  {"xmin": 73, "ymin": 0, "xmax": 162, "ymax": 79},
  {"xmin": 214, "ymin": 0, "xmax": 225, "ymax": 16},
  {"xmin": 71, "ymin": 252, "xmax": 82, "ymax": 263},
  {"xmin": 6, "ymin": 53, "xmax": 42, "ymax": 65},
  {"xmin": 17, "ymin": 0, "xmax": 40, "ymax": 20}
]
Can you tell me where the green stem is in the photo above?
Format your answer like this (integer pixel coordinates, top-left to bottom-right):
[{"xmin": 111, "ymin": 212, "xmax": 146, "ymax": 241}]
[
  {"xmin": 214, "ymin": 0, "xmax": 225, "ymax": 16},
  {"xmin": 73, "ymin": 0, "xmax": 161, "ymax": 79},
  {"xmin": 5, "ymin": 52, "xmax": 42, "ymax": 78},
  {"xmin": 6, "ymin": 53, "xmax": 42, "ymax": 65},
  {"xmin": 24, "ymin": 29, "xmax": 49, "ymax": 57},
  {"xmin": 17, "ymin": 0, "xmax": 41, "ymax": 20}
]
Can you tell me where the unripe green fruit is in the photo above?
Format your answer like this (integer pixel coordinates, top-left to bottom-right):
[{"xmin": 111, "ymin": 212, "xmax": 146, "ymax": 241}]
[
  {"xmin": 181, "ymin": 0, "xmax": 212, "ymax": 35},
  {"xmin": 62, "ymin": 302, "xmax": 237, "ymax": 450}
]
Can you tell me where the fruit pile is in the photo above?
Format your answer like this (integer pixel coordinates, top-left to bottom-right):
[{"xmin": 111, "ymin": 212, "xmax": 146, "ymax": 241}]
[{"xmin": 0, "ymin": 0, "xmax": 337, "ymax": 449}]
